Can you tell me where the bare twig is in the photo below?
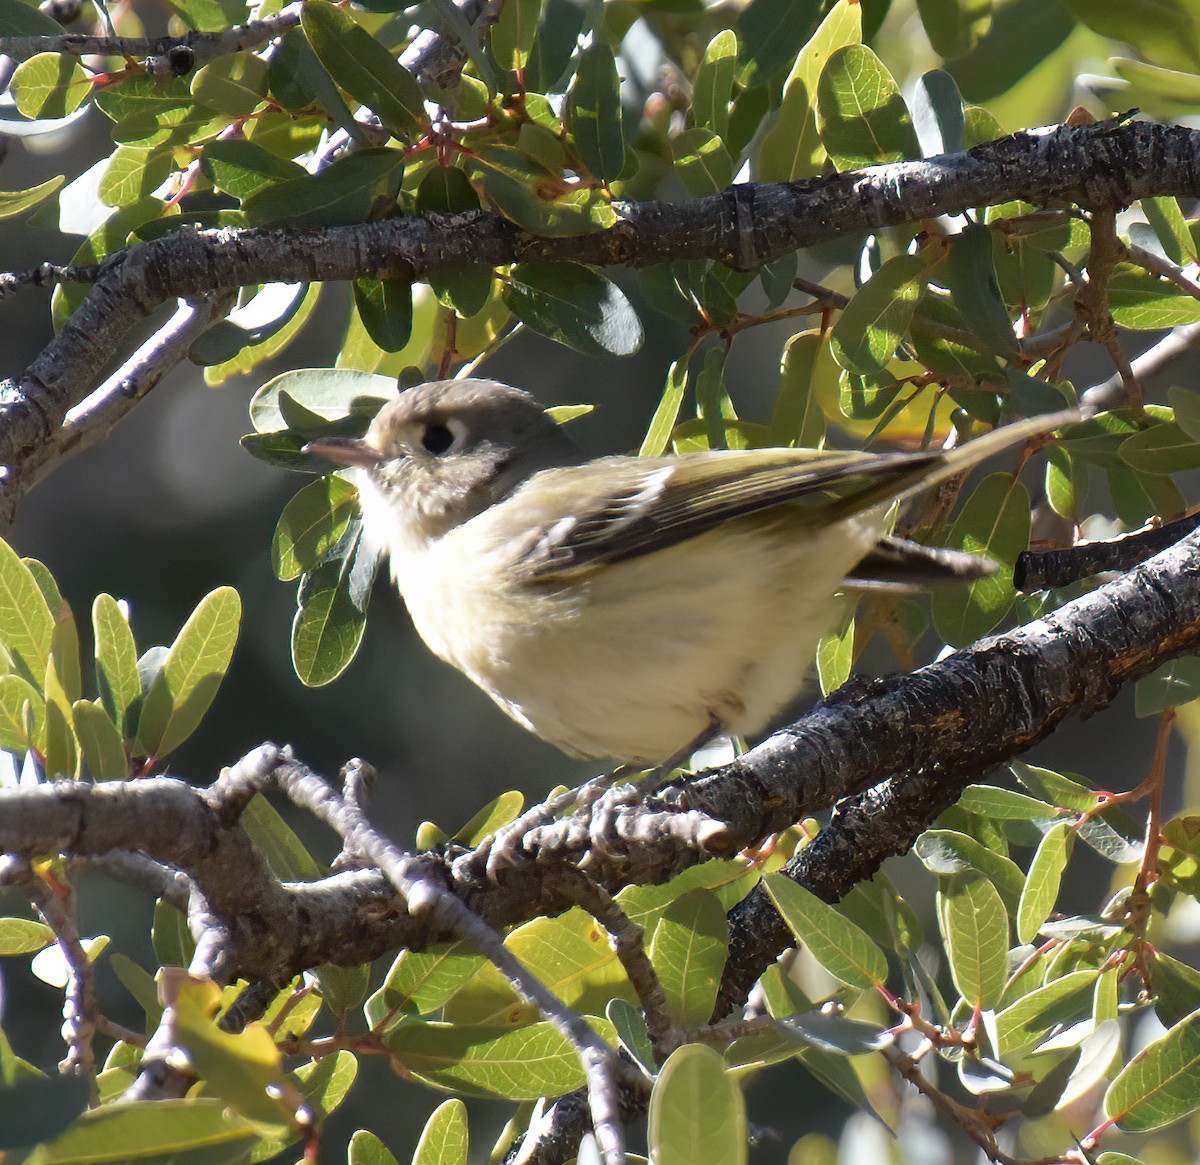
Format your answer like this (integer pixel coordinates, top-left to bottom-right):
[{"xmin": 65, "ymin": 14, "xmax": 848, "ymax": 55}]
[
  {"xmin": 545, "ymin": 865, "xmax": 676, "ymax": 1059},
  {"xmin": 0, "ymin": 4, "xmax": 302, "ymax": 73},
  {"xmin": 273, "ymin": 754, "xmax": 640, "ymax": 1165},
  {"xmin": 17, "ymin": 292, "xmax": 236, "ymax": 498},
  {"xmin": 1077, "ymin": 209, "xmax": 1143, "ymax": 413},
  {"xmin": 26, "ymin": 874, "xmax": 98, "ymax": 1085},
  {"xmin": 1080, "ymin": 320, "xmax": 1200, "ymax": 413}
]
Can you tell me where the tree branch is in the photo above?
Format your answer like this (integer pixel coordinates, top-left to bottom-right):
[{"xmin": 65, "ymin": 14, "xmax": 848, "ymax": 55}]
[{"xmin": 2, "ymin": 118, "xmax": 1197, "ymax": 519}]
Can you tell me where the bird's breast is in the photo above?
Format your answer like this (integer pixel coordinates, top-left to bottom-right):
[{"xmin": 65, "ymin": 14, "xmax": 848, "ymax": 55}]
[{"xmin": 382, "ymin": 504, "xmax": 884, "ymax": 764}]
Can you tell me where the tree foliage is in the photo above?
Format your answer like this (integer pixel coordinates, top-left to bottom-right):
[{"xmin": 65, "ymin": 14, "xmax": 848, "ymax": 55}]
[{"xmin": 4, "ymin": 0, "xmax": 1200, "ymax": 1163}]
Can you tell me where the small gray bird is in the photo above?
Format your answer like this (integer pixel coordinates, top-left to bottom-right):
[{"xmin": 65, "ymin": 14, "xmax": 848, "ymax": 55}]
[{"xmin": 307, "ymin": 378, "xmax": 1074, "ymax": 766}]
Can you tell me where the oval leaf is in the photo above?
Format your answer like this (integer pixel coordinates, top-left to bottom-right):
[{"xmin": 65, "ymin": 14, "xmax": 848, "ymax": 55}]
[
  {"xmin": 763, "ymin": 873, "xmax": 887, "ymax": 989},
  {"xmin": 649, "ymin": 1044, "xmax": 747, "ymax": 1165},
  {"xmin": 136, "ymin": 587, "xmax": 242, "ymax": 759}
]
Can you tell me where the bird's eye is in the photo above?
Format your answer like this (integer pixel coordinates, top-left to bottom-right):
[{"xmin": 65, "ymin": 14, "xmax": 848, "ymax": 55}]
[{"xmin": 421, "ymin": 424, "xmax": 455, "ymax": 455}]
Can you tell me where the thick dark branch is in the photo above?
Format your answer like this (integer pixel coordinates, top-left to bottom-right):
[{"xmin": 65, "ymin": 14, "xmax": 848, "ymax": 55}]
[
  {"xmin": 703, "ymin": 529, "xmax": 1200, "ymax": 1014},
  {"xmin": 1, "ymin": 529, "xmax": 1199, "ymax": 999},
  {"xmin": 1, "ymin": 118, "xmax": 1196, "ymax": 500},
  {"xmin": 672, "ymin": 528, "xmax": 1200, "ymax": 848}
]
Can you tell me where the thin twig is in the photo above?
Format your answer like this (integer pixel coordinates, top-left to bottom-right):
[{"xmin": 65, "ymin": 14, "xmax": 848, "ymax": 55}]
[
  {"xmin": 1080, "ymin": 320, "xmax": 1200, "ymax": 413},
  {"xmin": 545, "ymin": 865, "xmax": 676, "ymax": 1060},
  {"xmin": 19, "ymin": 292, "xmax": 236, "ymax": 495},
  {"xmin": 0, "ymin": 4, "xmax": 302, "ymax": 72},
  {"xmin": 273, "ymin": 753, "xmax": 639, "ymax": 1165},
  {"xmin": 27, "ymin": 873, "xmax": 99, "ymax": 1087},
  {"xmin": 1077, "ymin": 209, "xmax": 1144, "ymax": 414}
]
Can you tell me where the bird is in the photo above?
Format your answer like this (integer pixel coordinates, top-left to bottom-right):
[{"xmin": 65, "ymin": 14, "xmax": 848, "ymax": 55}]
[{"xmin": 305, "ymin": 377, "xmax": 1076, "ymax": 767}]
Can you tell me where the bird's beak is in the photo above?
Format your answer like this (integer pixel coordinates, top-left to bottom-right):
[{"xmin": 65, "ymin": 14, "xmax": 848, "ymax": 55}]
[{"xmin": 303, "ymin": 436, "xmax": 383, "ymax": 468}]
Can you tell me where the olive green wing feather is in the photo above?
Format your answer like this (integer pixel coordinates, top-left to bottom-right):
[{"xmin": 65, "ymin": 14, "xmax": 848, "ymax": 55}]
[
  {"xmin": 512, "ymin": 407, "xmax": 1082, "ymax": 580},
  {"xmin": 514, "ymin": 447, "xmax": 940, "ymax": 578}
]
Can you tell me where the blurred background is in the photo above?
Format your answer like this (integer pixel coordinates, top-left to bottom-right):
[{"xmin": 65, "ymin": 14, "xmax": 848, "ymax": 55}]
[{"xmin": 2, "ymin": 0, "xmax": 1197, "ymax": 1159}]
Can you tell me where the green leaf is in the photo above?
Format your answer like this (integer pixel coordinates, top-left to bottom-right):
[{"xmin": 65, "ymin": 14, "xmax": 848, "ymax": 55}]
[
  {"xmin": 0, "ymin": 1075, "xmax": 91, "ymax": 1152},
  {"xmin": 42, "ymin": 656, "xmax": 78, "ymax": 778},
  {"xmin": 737, "ymin": 0, "xmax": 822, "ymax": 82},
  {"xmin": 816, "ymin": 614, "xmax": 854, "ymax": 697},
  {"xmin": 0, "ymin": 673, "xmax": 45, "ymax": 754},
  {"xmin": 11, "ymin": 53, "xmax": 91, "ymax": 120},
  {"xmin": 947, "ymin": 0, "xmax": 1074, "ymax": 104},
  {"xmin": 1061, "ymin": 0, "xmax": 1200, "ymax": 73},
  {"xmin": 756, "ymin": 0, "xmax": 861, "ymax": 181},
  {"xmin": 0, "ymin": 0, "xmax": 62, "ymax": 35},
  {"xmin": 300, "ymin": 0, "xmax": 425, "ymax": 137},
  {"xmin": 92, "ymin": 594, "xmax": 140, "ymax": 737},
  {"xmin": 370, "ymin": 942, "xmax": 483, "ymax": 1022},
  {"xmin": 1013, "ymin": 763, "xmax": 1143, "ymax": 863},
  {"xmin": 24, "ymin": 1097, "xmax": 260, "ymax": 1162},
  {"xmin": 242, "ymin": 149, "xmax": 403, "ymax": 228},
  {"xmin": 189, "ymin": 53, "xmax": 267, "ymax": 116},
  {"xmin": 502, "ymin": 262, "xmax": 642, "ymax": 357},
  {"xmin": 353, "ymin": 279, "xmax": 413, "ymax": 353},
  {"xmin": 98, "ymin": 146, "xmax": 174, "ymax": 209},
  {"xmin": 830, "ymin": 251, "xmax": 931, "ymax": 375},
  {"xmin": 958, "ymin": 785, "xmax": 1057, "ymax": 824},
  {"xmin": 692, "ymin": 30, "xmax": 738, "ymax": 139},
  {"xmin": 914, "ymin": 829, "xmax": 1026, "ymax": 913},
  {"xmin": 1106, "ymin": 1007, "xmax": 1200, "ymax": 1132},
  {"xmin": 1120, "ymin": 421, "xmax": 1200, "ymax": 475},
  {"xmin": 491, "ymin": 0, "xmax": 541, "ymax": 71},
  {"xmin": 939, "ymin": 872, "xmax": 1008, "ymax": 1010},
  {"xmin": 607, "ymin": 997, "xmax": 656, "ymax": 1075},
  {"xmin": 73, "ymin": 700, "xmax": 128, "ymax": 781},
  {"xmin": 916, "ymin": 0, "xmax": 993, "ymax": 58},
  {"xmin": 1109, "ymin": 266, "xmax": 1200, "ymax": 329},
  {"xmin": 250, "ymin": 368, "xmax": 396, "ymax": 436},
  {"xmin": 272, "ymin": 477, "xmax": 360, "ymax": 582},
  {"xmin": 451, "ymin": 790, "xmax": 525, "ymax": 846},
  {"xmin": 0, "ymin": 175, "xmax": 65, "ymax": 221},
  {"xmin": 640, "ymin": 356, "xmax": 692, "ymax": 457},
  {"xmin": 648, "ymin": 890, "xmax": 729, "ymax": 1027},
  {"xmin": 996, "ymin": 968, "xmax": 1098, "ymax": 1055},
  {"xmin": 1136, "ymin": 657, "xmax": 1200, "ymax": 716},
  {"xmin": 763, "ymin": 873, "xmax": 887, "ymax": 989},
  {"xmin": 943, "ymin": 224, "xmax": 1020, "ymax": 358},
  {"xmin": 671, "ymin": 127, "xmax": 734, "ymax": 195},
  {"xmin": 816, "ymin": 45, "xmax": 921, "ymax": 170},
  {"xmin": 93, "ymin": 74, "xmax": 194, "ymax": 123},
  {"xmin": 930, "ymin": 473, "xmax": 1030, "ymax": 647},
  {"xmin": 0, "ymin": 917, "xmax": 53, "ymax": 955},
  {"xmin": 200, "ymin": 139, "xmax": 305, "ymax": 201},
  {"xmin": 1016, "ymin": 822, "xmax": 1071, "ymax": 944},
  {"xmin": 136, "ymin": 587, "xmax": 241, "ymax": 759},
  {"xmin": 1144, "ymin": 196, "xmax": 1197, "ymax": 266},
  {"xmin": 348, "ymin": 1129, "xmax": 399, "ymax": 1165},
  {"xmin": 172, "ymin": 978, "xmax": 291, "ymax": 1127},
  {"xmin": 770, "ymin": 330, "xmax": 831, "ymax": 448},
  {"xmin": 444, "ymin": 909, "xmax": 629, "ymax": 1026},
  {"xmin": 0, "ymin": 538, "xmax": 53, "ymax": 685},
  {"xmin": 239, "ymin": 794, "xmax": 324, "ymax": 881},
  {"xmin": 383, "ymin": 1019, "xmax": 614, "ymax": 1100},
  {"xmin": 649, "ymin": 1044, "xmax": 747, "ymax": 1165},
  {"xmin": 411, "ymin": 1098, "xmax": 468, "ymax": 1165},
  {"xmin": 567, "ymin": 41, "xmax": 625, "ymax": 181},
  {"xmin": 464, "ymin": 145, "xmax": 615, "ymax": 236},
  {"xmin": 292, "ymin": 526, "xmax": 374, "ymax": 686},
  {"xmin": 248, "ymin": 1051, "xmax": 358, "ymax": 1161}
]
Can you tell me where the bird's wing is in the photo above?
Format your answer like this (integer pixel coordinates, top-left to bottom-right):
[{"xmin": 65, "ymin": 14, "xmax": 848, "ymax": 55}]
[{"xmin": 512, "ymin": 447, "xmax": 941, "ymax": 578}]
